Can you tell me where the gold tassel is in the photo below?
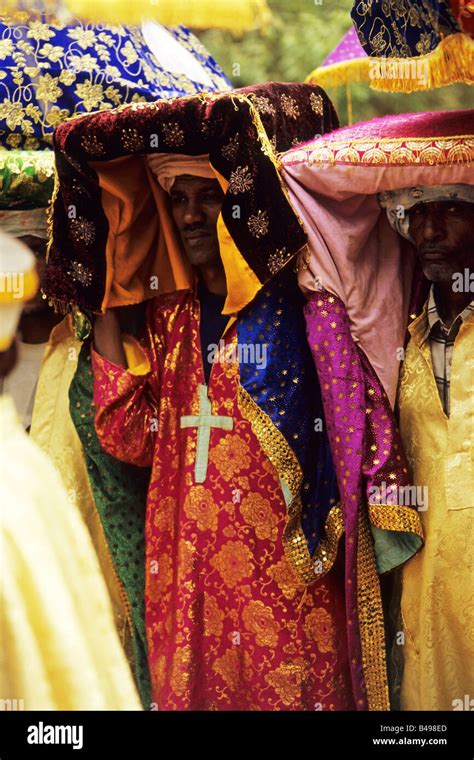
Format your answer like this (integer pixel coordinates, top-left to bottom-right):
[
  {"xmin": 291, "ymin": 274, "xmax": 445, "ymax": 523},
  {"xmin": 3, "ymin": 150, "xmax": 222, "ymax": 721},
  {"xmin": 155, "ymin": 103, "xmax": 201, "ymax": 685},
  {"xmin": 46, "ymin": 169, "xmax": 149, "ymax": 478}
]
[
  {"xmin": 307, "ymin": 57, "xmax": 371, "ymax": 89},
  {"xmin": 369, "ymin": 33, "xmax": 474, "ymax": 93},
  {"xmin": 307, "ymin": 33, "xmax": 473, "ymax": 94},
  {"xmin": 346, "ymin": 83, "xmax": 353, "ymax": 125}
]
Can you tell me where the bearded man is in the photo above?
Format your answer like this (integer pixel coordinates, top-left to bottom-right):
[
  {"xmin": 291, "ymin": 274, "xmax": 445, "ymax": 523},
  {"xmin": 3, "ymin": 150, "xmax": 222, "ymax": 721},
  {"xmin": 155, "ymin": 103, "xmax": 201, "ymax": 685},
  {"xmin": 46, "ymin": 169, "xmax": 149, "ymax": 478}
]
[{"xmin": 379, "ymin": 186, "xmax": 474, "ymax": 710}]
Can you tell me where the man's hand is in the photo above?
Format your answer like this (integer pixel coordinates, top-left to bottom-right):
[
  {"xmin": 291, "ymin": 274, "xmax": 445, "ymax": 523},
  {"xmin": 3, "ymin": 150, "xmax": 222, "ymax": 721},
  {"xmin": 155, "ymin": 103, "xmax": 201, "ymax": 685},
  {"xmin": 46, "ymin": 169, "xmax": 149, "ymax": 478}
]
[{"xmin": 94, "ymin": 309, "xmax": 127, "ymax": 368}]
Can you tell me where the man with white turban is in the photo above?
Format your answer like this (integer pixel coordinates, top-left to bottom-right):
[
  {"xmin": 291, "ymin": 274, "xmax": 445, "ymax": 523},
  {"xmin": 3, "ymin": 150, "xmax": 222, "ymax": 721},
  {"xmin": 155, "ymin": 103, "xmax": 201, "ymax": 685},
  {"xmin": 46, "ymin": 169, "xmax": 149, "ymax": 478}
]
[{"xmin": 379, "ymin": 184, "xmax": 474, "ymax": 710}]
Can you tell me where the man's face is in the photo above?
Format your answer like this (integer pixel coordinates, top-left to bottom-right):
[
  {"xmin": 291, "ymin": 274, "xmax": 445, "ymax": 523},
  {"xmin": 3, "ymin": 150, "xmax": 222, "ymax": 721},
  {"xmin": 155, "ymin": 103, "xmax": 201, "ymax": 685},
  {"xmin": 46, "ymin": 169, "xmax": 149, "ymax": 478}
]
[
  {"xmin": 170, "ymin": 175, "xmax": 224, "ymax": 267},
  {"xmin": 19, "ymin": 235, "xmax": 48, "ymax": 315},
  {"xmin": 408, "ymin": 200, "xmax": 474, "ymax": 282}
]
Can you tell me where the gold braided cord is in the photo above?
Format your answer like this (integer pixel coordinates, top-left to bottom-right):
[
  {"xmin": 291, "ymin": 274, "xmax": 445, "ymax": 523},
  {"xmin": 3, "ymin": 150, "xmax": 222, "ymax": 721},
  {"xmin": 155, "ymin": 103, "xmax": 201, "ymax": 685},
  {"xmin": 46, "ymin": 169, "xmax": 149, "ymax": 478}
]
[
  {"xmin": 369, "ymin": 502, "xmax": 424, "ymax": 539},
  {"xmin": 357, "ymin": 507, "xmax": 391, "ymax": 711},
  {"xmin": 237, "ymin": 385, "xmax": 344, "ymax": 585}
]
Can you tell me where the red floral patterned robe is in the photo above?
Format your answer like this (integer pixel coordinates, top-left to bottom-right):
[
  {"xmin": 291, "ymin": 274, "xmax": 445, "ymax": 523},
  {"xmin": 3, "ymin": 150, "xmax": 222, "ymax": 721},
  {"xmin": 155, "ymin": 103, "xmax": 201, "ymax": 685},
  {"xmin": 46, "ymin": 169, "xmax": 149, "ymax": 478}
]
[{"xmin": 92, "ymin": 290, "xmax": 355, "ymax": 710}]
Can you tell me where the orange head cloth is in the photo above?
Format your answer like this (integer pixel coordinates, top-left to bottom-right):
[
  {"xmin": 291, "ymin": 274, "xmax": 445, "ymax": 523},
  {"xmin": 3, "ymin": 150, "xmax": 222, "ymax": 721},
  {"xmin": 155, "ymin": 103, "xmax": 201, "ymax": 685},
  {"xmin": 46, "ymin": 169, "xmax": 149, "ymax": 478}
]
[{"xmin": 145, "ymin": 153, "xmax": 216, "ymax": 193}]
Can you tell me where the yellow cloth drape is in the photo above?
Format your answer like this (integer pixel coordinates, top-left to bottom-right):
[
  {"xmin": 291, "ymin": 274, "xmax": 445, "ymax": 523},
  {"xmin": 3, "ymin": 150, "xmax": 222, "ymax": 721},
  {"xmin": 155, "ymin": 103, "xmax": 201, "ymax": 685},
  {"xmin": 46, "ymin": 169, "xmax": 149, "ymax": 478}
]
[
  {"xmin": 0, "ymin": 394, "xmax": 142, "ymax": 710},
  {"xmin": 30, "ymin": 316, "xmax": 135, "ymax": 668},
  {"xmin": 398, "ymin": 307, "xmax": 474, "ymax": 710},
  {"xmin": 3, "ymin": 0, "xmax": 272, "ymax": 30}
]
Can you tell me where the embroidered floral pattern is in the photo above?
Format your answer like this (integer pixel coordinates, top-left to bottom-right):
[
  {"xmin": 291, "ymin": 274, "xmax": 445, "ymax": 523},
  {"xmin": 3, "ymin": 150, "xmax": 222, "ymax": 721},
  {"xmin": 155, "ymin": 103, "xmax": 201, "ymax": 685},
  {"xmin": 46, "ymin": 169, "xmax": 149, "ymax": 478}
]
[
  {"xmin": 240, "ymin": 493, "xmax": 279, "ymax": 541},
  {"xmin": 281, "ymin": 94, "xmax": 300, "ymax": 119},
  {"xmin": 184, "ymin": 485, "xmax": 219, "ymax": 531},
  {"xmin": 248, "ymin": 209, "xmax": 269, "ymax": 238},
  {"xmin": 204, "ymin": 593, "xmax": 225, "ymax": 638},
  {"xmin": 67, "ymin": 260, "xmax": 93, "ymax": 286},
  {"xmin": 177, "ymin": 540, "xmax": 196, "ymax": 581},
  {"xmin": 250, "ymin": 95, "xmax": 276, "ymax": 116},
  {"xmin": 70, "ymin": 217, "xmax": 95, "ymax": 245},
  {"xmin": 170, "ymin": 645, "xmax": 193, "ymax": 697},
  {"xmin": 148, "ymin": 553, "xmax": 173, "ymax": 601},
  {"xmin": 81, "ymin": 133, "xmax": 105, "ymax": 156},
  {"xmin": 265, "ymin": 662, "xmax": 307, "ymax": 706},
  {"xmin": 228, "ymin": 165, "xmax": 253, "ymax": 194},
  {"xmin": 302, "ymin": 607, "xmax": 336, "ymax": 653},
  {"xmin": 0, "ymin": 16, "xmax": 230, "ymax": 149},
  {"xmin": 153, "ymin": 495, "xmax": 176, "ymax": 533},
  {"xmin": 212, "ymin": 648, "xmax": 240, "ymax": 691},
  {"xmin": 209, "ymin": 434, "xmax": 251, "ymax": 481},
  {"xmin": 266, "ymin": 557, "xmax": 304, "ymax": 600},
  {"xmin": 162, "ymin": 122, "xmax": 185, "ymax": 147},
  {"xmin": 221, "ymin": 132, "xmax": 240, "ymax": 161},
  {"xmin": 310, "ymin": 92, "xmax": 324, "ymax": 116},
  {"xmin": 210, "ymin": 541, "xmax": 254, "ymax": 587},
  {"xmin": 267, "ymin": 247, "xmax": 290, "ymax": 274},
  {"xmin": 121, "ymin": 127, "xmax": 145, "ymax": 151},
  {"xmin": 242, "ymin": 600, "xmax": 280, "ymax": 647}
]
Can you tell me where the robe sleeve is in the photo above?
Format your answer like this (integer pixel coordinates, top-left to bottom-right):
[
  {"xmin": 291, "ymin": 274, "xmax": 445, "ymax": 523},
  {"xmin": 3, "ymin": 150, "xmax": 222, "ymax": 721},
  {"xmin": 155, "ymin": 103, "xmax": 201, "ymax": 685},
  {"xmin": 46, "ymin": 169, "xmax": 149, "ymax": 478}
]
[{"xmin": 92, "ymin": 312, "xmax": 162, "ymax": 468}]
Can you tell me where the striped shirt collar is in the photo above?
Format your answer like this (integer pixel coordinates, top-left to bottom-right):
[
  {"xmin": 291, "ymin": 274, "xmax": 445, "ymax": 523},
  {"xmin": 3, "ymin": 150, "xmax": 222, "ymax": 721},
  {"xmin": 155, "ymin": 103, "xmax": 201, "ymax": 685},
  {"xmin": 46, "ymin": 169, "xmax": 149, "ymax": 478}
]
[
  {"xmin": 409, "ymin": 285, "xmax": 474, "ymax": 346},
  {"xmin": 426, "ymin": 286, "xmax": 474, "ymax": 338}
]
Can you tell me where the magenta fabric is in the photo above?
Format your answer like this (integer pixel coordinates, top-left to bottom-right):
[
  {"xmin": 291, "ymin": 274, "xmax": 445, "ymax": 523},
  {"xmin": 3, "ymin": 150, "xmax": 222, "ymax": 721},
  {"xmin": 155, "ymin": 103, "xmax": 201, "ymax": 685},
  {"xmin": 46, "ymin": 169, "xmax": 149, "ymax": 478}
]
[
  {"xmin": 291, "ymin": 109, "xmax": 474, "ymax": 150},
  {"xmin": 321, "ymin": 27, "xmax": 367, "ymax": 68},
  {"xmin": 304, "ymin": 288, "xmax": 414, "ymax": 708}
]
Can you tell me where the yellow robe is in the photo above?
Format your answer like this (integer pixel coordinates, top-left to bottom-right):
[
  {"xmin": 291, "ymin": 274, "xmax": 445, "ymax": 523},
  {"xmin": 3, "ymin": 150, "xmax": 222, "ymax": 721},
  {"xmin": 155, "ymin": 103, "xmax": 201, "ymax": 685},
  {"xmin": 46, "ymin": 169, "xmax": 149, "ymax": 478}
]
[
  {"xmin": 398, "ymin": 306, "xmax": 474, "ymax": 710},
  {"xmin": 0, "ymin": 394, "xmax": 142, "ymax": 710},
  {"xmin": 30, "ymin": 316, "xmax": 134, "ymax": 665}
]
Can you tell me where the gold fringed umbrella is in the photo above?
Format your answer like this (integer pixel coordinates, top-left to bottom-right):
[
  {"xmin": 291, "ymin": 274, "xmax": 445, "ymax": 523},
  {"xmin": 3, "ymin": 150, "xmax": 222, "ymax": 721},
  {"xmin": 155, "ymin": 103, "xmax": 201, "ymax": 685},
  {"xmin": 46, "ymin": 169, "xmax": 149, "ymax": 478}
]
[{"xmin": 2, "ymin": 0, "xmax": 272, "ymax": 30}]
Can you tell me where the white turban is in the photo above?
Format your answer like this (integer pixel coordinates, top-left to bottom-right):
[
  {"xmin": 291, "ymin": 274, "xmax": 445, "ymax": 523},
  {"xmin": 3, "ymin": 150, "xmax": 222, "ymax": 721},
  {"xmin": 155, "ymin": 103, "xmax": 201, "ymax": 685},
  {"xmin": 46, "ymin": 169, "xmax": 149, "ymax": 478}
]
[
  {"xmin": 378, "ymin": 184, "xmax": 474, "ymax": 242},
  {"xmin": 146, "ymin": 153, "xmax": 215, "ymax": 193}
]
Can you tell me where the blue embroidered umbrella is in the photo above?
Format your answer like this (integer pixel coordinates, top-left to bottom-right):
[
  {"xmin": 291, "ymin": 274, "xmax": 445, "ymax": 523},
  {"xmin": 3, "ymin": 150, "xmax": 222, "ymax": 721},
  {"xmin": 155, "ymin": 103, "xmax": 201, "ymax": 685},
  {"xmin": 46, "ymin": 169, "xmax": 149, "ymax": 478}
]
[
  {"xmin": 0, "ymin": 9, "xmax": 231, "ymax": 150},
  {"xmin": 350, "ymin": 0, "xmax": 473, "ymax": 92}
]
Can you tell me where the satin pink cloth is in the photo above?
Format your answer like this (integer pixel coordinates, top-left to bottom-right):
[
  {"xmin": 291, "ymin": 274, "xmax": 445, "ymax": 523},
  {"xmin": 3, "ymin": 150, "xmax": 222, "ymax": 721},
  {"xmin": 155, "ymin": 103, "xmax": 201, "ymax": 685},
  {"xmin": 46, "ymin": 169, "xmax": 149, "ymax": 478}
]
[{"xmin": 281, "ymin": 157, "xmax": 473, "ymax": 407}]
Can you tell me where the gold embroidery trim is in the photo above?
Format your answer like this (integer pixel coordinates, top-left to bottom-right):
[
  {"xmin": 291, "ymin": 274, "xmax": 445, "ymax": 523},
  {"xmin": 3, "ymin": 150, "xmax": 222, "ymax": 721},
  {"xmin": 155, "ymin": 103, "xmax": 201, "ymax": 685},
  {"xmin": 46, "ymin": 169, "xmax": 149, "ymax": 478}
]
[
  {"xmin": 238, "ymin": 385, "xmax": 344, "ymax": 585},
  {"xmin": 237, "ymin": 385, "xmax": 301, "ymax": 492},
  {"xmin": 283, "ymin": 134, "xmax": 474, "ymax": 168},
  {"xmin": 368, "ymin": 502, "xmax": 423, "ymax": 538},
  {"xmin": 357, "ymin": 507, "xmax": 391, "ymax": 711},
  {"xmin": 312, "ymin": 503, "xmax": 345, "ymax": 571}
]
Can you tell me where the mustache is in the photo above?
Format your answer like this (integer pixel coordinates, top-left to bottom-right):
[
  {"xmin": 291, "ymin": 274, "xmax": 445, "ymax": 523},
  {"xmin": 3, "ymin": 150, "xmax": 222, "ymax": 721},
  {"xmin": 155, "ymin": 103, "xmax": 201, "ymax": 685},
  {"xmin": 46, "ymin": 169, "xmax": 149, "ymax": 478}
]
[
  {"xmin": 419, "ymin": 244, "xmax": 452, "ymax": 256},
  {"xmin": 182, "ymin": 224, "xmax": 209, "ymax": 234}
]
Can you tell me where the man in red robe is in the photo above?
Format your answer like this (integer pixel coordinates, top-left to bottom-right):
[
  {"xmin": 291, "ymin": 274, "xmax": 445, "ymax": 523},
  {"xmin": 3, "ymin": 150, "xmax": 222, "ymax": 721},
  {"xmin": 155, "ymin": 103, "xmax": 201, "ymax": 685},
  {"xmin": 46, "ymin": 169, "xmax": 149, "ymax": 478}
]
[{"xmin": 92, "ymin": 154, "xmax": 355, "ymax": 711}]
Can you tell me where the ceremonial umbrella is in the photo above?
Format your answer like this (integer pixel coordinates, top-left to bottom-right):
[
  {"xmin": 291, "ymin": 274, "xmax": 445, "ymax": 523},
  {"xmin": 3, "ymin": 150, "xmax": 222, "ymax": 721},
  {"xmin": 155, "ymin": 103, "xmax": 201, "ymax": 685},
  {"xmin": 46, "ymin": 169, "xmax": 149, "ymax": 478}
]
[
  {"xmin": 308, "ymin": 0, "xmax": 473, "ymax": 95},
  {"xmin": 1, "ymin": 0, "xmax": 272, "ymax": 31},
  {"xmin": 0, "ymin": 9, "xmax": 231, "ymax": 152}
]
